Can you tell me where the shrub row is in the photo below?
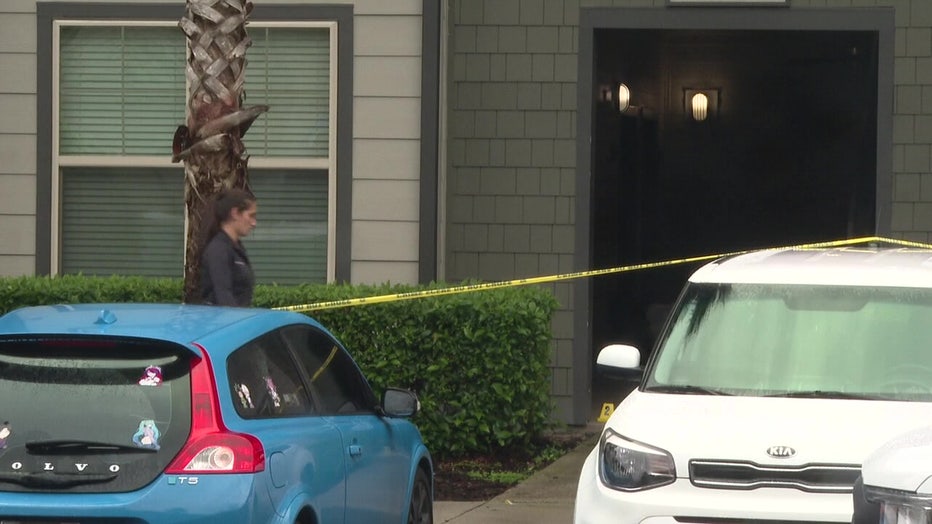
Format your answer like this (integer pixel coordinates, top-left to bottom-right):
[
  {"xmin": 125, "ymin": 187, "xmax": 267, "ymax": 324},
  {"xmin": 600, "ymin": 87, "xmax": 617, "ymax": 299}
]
[{"xmin": 0, "ymin": 275, "xmax": 559, "ymax": 456}]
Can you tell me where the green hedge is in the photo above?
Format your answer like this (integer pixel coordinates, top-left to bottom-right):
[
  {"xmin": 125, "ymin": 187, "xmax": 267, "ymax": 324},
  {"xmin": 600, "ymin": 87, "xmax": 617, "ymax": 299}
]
[{"xmin": 0, "ymin": 276, "xmax": 559, "ymax": 456}]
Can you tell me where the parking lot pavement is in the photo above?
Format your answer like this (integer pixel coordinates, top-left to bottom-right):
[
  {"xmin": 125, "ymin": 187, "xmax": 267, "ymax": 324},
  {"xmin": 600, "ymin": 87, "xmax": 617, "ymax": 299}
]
[
  {"xmin": 434, "ymin": 501, "xmax": 485, "ymax": 522},
  {"xmin": 434, "ymin": 427, "xmax": 601, "ymax": 523}
]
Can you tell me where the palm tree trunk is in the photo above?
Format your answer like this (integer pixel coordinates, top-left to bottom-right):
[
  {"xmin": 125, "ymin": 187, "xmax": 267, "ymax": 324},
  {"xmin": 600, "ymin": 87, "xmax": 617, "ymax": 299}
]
[{"xmin": 173, "ymin": 0, "xmax": 268, "ymax": 303}]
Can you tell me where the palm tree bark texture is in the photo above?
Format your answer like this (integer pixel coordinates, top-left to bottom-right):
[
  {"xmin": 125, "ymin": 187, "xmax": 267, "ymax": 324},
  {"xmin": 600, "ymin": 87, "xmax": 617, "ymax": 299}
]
[{"xmin": 173, "ymin": 0, "xmax": 268, "ymax": 303}]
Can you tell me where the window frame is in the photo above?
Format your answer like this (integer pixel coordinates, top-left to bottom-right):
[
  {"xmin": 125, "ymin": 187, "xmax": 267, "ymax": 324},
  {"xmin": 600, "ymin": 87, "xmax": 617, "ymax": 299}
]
[{"xmin": 36, "ymin": 3, "xmax": 354, "ymax": 283}]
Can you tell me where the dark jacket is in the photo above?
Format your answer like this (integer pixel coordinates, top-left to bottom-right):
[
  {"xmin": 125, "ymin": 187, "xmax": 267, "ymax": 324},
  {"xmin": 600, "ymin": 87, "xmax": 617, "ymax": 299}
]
[{"xmin": 199, "ymin": 231, "xmax": 255, "ymax": 307}]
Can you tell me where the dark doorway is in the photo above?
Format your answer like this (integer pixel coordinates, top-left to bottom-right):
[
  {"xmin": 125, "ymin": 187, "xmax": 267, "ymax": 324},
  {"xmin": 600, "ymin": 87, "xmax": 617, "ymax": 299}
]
[{"xmin": 588, "ymin": 28, "xmax": 881, "ymax": 414}]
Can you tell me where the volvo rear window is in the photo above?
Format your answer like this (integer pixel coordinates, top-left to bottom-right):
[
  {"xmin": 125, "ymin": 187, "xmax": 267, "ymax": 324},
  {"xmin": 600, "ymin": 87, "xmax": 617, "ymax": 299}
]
[{"xmin": 0, "ymin": 336, "xmax": 192, "ymax": 492}]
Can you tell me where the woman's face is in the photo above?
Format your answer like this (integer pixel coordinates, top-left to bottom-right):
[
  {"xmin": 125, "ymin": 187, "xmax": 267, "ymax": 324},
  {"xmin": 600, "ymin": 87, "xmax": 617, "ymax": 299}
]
[{"xmin": 229, "ymin": 201, "xmax": 258, "ymax": 239}]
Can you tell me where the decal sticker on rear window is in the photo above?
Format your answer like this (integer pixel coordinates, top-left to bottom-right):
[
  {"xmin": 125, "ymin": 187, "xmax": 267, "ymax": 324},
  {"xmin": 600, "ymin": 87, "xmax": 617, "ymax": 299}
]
[
  {"xmin": 132, "ymin": 420, "xmax": 161, "ymax": 450},
  {"xmin": 0, "ymin": 421, "xmax": 10, "ymax": 449},
  {"xmin": 137, "ymin": 365, "xmax": 163, "ymax": 386}
]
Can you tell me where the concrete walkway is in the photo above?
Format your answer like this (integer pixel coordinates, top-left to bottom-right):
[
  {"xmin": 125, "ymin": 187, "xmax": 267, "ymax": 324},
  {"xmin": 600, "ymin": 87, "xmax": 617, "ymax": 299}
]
[{"xmin": 434, "ymin": 426, "xmax": 601, "ymax": 523}]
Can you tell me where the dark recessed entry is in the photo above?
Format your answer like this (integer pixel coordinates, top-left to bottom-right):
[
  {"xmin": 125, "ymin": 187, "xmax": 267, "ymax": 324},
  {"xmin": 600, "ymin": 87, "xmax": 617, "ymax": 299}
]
[{"xmin": 588, "ymin": 28, "xmax": 881, "ymax": 412}]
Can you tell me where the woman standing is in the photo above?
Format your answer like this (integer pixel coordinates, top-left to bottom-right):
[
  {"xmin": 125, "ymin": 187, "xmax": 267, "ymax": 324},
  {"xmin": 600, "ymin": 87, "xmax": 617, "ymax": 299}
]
[{"xmin": 199, "ymin": 188, "xmax": 257, "ymax": 307}]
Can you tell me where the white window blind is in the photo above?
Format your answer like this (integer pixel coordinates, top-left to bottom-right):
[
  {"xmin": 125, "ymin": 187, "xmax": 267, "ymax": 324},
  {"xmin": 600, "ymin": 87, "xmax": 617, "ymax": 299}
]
[
  {"xmin": 59, "ymin": 26, "xmax": 186, "ymax": 156},
  {"xmin": 61, "ymin": 167, "xmax": 184, "ymax": 277},
  {"xmin": 246, "ymin": 27, "xmax": 331, "ymax": 158},
  {"xmin": 248, "ymin": 170, "xmax": 328, "ymax": 285}
]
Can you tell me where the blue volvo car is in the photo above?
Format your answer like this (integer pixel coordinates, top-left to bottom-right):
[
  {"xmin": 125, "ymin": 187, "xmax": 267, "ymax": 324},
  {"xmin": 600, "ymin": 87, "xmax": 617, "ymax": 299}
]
[{"xmin": 0, "ymin": 304, "xmax": 433, "ymax": 523}]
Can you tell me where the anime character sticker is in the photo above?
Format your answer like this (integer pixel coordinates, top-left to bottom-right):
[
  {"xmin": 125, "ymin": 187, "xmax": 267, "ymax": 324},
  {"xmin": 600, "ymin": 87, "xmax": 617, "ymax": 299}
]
[
  {"xmin": 235, "ymin": 383, "xmax": 254, "ymax": 409},
  {"xmin": 264, "ymin": 376, "xmax": 281, "ymax": 409},
  {"xmin": 132, "ymin": 420, "xmax": 161, "ymax": 450},
  {"xmin": 0, "ymin": 421, "xmax": 10, "ymax": 449},
  {"xmin": 138, "ymin": 365, "xmax": 163, "ymax": 386}
]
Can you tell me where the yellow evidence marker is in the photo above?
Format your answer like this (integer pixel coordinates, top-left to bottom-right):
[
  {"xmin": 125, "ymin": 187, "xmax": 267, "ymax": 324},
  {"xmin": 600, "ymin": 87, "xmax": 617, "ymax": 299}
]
[{"xmin": 597, "ymin": 402, "xmax": 614, "ymax": 423}]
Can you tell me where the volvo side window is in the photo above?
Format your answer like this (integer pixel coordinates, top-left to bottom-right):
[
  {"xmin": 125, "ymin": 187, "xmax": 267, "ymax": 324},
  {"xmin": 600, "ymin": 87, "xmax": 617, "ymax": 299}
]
[
  {"xmin": 281, "ymin": 325, "xmax": 375, "ymax": 415},
  {"xmin": 227, "ymin": 332, "xmax": 310, "ymax": 418}
]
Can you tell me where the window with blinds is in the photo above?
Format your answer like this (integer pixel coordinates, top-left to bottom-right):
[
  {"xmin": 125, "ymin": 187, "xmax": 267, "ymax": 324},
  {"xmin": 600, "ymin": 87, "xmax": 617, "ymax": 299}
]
[
  {"xmin": 248, "ymin": 170, "xmax": 329, "ymax": 285},
  {"xmin": 59, "ymin": 26, "xmax": 186, "ymax": 156},
  {"xmin": 56, "ymin": 23, "xmax": 332, "ymax": 285},
  {"xmin": 246, "ymin": 28, "xmax": 330, "ymax": 158},
  {"xmin": 60, "ymin": 167, "xmax": 185, "ymax": 277}
]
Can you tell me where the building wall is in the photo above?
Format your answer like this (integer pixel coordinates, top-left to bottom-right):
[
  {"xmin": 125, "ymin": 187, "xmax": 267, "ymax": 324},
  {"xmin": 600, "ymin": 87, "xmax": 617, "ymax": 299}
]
[
  {"xmin": 445, "ymin": 0, "xmax": 932, "ymax": 424},
  {"xmin": 0, "ymin": 0, "xmax": 38, "ymax": 276},
  {"xmin": 0, "ymin": 0, "xmax": 426, "ymax": 286},
  {"xmin": 350, "ymin": 0, "xmax": 426, "ymax": 284},
  {"xmin": 887, "ymin": 0, "xmax": 932, "ymax": 241},
  {"xmin": 446, "ymin": 0, "xmax": 588, "ymax": 422}
]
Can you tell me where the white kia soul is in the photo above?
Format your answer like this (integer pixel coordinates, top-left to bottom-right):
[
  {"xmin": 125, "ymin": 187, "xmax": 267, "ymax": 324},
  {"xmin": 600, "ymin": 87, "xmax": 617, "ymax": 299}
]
[{"xmin": 574, "ymin": 246, "xmax": 932, "ymax": 524}]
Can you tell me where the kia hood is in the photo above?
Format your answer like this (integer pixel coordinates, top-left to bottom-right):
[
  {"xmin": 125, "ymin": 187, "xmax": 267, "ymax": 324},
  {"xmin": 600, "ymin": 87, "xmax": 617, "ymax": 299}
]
[{"xmin": 607, "ymin": 390, "xmax": 932, "ymax": 470}]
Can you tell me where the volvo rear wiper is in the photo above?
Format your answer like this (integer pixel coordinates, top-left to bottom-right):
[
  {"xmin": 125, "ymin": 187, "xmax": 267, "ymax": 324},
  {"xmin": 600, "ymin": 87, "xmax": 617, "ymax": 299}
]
[
  {"xmin": 642, "ymin": 384, "xmax": 732, "ymax": 395},
  {"xmin": 25, "ymin": 439, "xmax": 156, "ymax": 455},
  {"xmin": 0, "ymin": 471, "xmax": 117, "ymax": 488}
]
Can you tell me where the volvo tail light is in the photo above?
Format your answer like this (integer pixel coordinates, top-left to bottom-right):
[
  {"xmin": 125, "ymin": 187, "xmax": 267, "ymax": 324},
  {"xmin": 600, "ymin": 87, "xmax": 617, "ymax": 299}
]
[{"xmin": 165, "ymin": 344, "xmax": 264, "ymax": 474}]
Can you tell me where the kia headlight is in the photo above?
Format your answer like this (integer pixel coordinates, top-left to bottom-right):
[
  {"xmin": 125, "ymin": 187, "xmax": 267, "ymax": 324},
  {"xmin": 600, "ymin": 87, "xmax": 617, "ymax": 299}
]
[
  {"xmin": 865, "ymin": 486, "xmax": 932, "ymax": 524},
  {"xmin": 881, "ymin": 505, "xmax": 932, "ymax": 524},
  {"xmin": 599, "ymin": 428, "xmax": 676, "ymax": 491}
]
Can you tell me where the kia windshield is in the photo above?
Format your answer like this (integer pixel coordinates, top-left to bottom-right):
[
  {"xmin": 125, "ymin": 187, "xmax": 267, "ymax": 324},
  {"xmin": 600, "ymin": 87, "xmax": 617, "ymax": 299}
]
[{"xmin": 645, "ymin": 283, "xmax": 932, "ymax": 401}]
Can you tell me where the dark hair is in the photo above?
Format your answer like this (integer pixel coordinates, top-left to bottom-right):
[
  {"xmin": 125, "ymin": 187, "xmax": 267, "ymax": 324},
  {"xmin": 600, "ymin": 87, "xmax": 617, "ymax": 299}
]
[
  {"xmin": 200, "ymin": 187, "xmax": 256, "ymax": 248},
  {"xmin": 214, "ymin": 188, "xmax": 256, "ymax": 224}
]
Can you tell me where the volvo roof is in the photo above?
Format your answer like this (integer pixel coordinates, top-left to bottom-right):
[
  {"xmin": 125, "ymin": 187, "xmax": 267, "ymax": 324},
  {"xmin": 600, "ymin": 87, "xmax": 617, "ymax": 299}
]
[{"xmin": 0, "ymin": 303, "xmax": 317, "ymax": 351}]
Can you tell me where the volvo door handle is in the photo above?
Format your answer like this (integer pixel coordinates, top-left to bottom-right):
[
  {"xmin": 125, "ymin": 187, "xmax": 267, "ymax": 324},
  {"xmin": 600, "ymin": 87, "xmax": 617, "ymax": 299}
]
[{"xmin": 348, "ymin": 444, "xmax": 362, "ymax": 457}]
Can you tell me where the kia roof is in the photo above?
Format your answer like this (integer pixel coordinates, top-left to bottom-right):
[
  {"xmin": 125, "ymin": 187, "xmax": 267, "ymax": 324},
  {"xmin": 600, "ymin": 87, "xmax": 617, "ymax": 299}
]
[{"xmin": 689, "ymin": 246, "xmax": 932, "ymax": 287}]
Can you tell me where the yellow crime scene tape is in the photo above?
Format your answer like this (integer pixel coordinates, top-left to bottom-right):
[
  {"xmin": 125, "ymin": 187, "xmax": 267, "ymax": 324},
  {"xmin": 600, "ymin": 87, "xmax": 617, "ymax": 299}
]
[{"xmin": 273, "ymin": 235, "xmax": 932, "ymax": 314}]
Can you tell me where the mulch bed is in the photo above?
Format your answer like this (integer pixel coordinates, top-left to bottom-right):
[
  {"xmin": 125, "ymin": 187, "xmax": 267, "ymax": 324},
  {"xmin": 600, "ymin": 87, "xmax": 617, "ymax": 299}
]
[{"xmin": 432, "ymin": 429, "xmax": 595, "ymax": 501}]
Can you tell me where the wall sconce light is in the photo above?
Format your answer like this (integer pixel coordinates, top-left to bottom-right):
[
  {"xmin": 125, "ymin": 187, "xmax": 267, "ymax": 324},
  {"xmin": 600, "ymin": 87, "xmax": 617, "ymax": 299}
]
[
  {"xmin": 616, "ymin": 83, "xmax": 630, "ymax": 112},
  {"xmin": 601, "ymin": 82, "xmax": 632, "ymax": 113},
  {"xmin": 691, "ymin": 93, "xmax": 708, "ymax": 121},
  {"xmin": 684, "ymin": 88, "xmax": 720, "ymax": 122}
]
